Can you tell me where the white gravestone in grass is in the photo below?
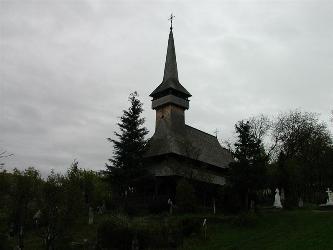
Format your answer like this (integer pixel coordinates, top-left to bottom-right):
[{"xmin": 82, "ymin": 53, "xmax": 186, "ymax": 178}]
[
  {"xmin": 202, "ymin": 218, "xmax": 207, "ymax": 240},
  {"xmin": 168, "ymin": 198, "xmax": 173, "ymax": 215},
  {"xmin": 326, "ymin": 188, "xmax": 333, "ymax": 206},
  {"xmin": 298, "ymin": 197, "xmax": 304, "ymax": 208},
  {"xmin": 33, "ymin": 209, "xmax": 41, "ymax": 226},
  {"xmin": 273, "ymin": 188, "xmax": 283, "ymax": 208},
  {"xmin": 88, "ymin": 207, "xmax": 94, "ymax": 225},
  {"xmin": 320, "ymin": 188, "xmax": 333, "ymax": 207}
]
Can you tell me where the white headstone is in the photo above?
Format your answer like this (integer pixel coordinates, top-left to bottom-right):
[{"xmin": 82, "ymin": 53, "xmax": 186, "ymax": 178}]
[
  {"xmin": 250, "ymin": 200, "xmax": 255, "ymax": 210},
  {"xmin": 273, "ymin": 188, "xmax": 283, "ymax": 208},
  {"xmin": 298, "ymin": 197, "xmax": 304, "ymax": 208},
  {"xmin": 202, "ymin": 218, "xmax": 207, "ymax": 239},
  {"xmin": 33, "ymin": 210, "xmax": 41, "ymax": 220},
  {"xmin": 33, "ymin": 209, "xmax": 41, "ymax": 226},
  {"xmin": 88, "ymin": 207, "xmax": 94, "ymax": 225},
  {"xmin": 326, "ymin": 188, "xmax": 333, "ymax": 205},
  {"xmin": 168, "ymin": 198, "xmax": 173, "ymax": 215}
]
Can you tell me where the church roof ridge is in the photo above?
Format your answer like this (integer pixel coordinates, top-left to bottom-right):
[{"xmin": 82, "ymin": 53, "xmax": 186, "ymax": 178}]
[{"xmin": 185, "ymin": 124, "xmax": 216, "ymax": 139}]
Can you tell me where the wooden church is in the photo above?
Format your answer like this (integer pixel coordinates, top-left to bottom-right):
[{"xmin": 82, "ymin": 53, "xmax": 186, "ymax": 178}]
[{"xmin": 143, "ymin": 22, "xmax": 233, "ymax": 196}]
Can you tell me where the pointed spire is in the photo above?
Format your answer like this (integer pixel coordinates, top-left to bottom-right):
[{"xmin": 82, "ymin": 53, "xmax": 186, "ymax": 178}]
[
  {"xmin": 163, "ymin": 29, "xmax": 178, "ymax": 82},
  {"xmin": 150, "ymin": 17, "xmax": 191, "ymax": 99}
]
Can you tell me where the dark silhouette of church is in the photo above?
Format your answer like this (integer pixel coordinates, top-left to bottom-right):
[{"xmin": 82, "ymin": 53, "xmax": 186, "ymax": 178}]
[{"xmin": 144, "ymin": 24, "xmax": 233, "ymax": 196}]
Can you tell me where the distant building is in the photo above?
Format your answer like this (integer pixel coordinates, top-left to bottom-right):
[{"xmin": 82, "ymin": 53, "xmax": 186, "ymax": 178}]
[{"xmin": 144, "ymin": 25, "xmax": 233, "ymax": 195}]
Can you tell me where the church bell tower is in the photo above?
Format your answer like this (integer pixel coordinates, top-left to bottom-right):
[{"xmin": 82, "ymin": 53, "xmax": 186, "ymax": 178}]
[{"xmin": 150, "ymin": 19, "xmax": 191, "ymax": 133}]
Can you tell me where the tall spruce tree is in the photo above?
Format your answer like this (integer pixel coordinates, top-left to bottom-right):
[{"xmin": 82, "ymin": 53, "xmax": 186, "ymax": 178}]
[
  {"xmin": 106, "ymin": 92, "xmax": 149, "ymax": 193},
  {"xmin": 228, "ymin": 120, "xmax": 267, "ymax": 210}
]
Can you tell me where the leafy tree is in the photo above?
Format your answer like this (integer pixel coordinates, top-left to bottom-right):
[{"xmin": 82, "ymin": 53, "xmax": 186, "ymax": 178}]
[
  {"xmin": 273, "ymin": 111, "xmax": 330, "ymax": 159},
  {"xmin": 40, "ymin": 162, "xmax": 107, "ymax": 249},
  {"xmin": 5, "ymin": 167, "xmax": 43, "ymax": 248},
  {"xmin": 41, "ymin": 169, "xmax": 65, "ymax": 249},
  {"xmin": 271, "ymin": 110, "xmax": 333, "ymax": 205},
  {"xmin": 0, "ymin": 163, "xmax": 106, "ymax": 248},
  {"xmin": 0, "ymin": 168, "xmax": 10, "ymax": 202},
  {"xmin": 62, "ymin": 160, "xmax": 86, "ymax": 221},
  {"xmin": 228, "ymin": 120, "xmax": 268, "ymax": 210},
  {"xmin": 106, "ymin": 92, "xmax": 149, "ymax": 194}
]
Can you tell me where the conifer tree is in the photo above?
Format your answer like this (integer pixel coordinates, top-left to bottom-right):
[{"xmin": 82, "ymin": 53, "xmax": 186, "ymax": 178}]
[
  {"xmin": 106, "ymin": 92, "xmax": 149, "ymax": 193},
  {"xmin": 228, "ymin": 120, "xmax": 267, "ymax": 210}
]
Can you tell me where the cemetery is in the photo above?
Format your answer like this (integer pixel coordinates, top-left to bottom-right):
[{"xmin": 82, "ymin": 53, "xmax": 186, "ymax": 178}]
[
  {"xmin": 1, "ymin": 5, "xmax": 333, "ymax": 250},
  {"xmin": 1, "ymin": 194, "xmax": 333, "ymax": 249}
]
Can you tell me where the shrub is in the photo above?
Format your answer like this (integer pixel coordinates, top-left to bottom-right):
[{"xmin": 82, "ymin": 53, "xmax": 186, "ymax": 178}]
[
  {"xmin": 181, "ymin": 217, "xmax": 201, "ymax": 237},
  {"xmin": 0, "ymin": 233, "xmax": 11, "ymax": 250},
  {"xmin": 96, "ymin": 214, "xmax": 201, "ymax": 249},
  {"xmin": 135, "ymin": 219, "xmax": 169, "ymax": 248},
  {"xmin": 133, "ymin": 217, "xmax": 184, "ymax": 249},
  {"xmin": 97, "ymin": 215, "xmax": 132, "ymax": 249}
]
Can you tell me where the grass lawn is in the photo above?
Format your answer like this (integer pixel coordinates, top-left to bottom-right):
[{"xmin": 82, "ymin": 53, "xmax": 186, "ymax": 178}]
[
  {"xmin": 182, "ymin": 210, "xmax": 333, "ymax": 250},
  {"xmin": 4, "ymin": 209, "xmax": 333, "ymax": 249}
]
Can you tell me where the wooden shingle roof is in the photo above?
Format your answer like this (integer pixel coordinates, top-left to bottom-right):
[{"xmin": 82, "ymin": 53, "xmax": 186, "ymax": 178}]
[
  {"xmin": 150, "ymin": 29, "xmax": 191, "ymax": 98},
  {"xmin": 144, "ymin": 124, "xmax": 233, "ymax": 169}
]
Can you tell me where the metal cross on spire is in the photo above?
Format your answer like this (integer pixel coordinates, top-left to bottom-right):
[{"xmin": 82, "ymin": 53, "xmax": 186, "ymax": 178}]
[
  {"xmin": 168, "ymin": 13, "xmax": 175, "ymax": 30},
  {"xmin": 214, "ymin": 129, "xmax": 220, "ymax": 138}
]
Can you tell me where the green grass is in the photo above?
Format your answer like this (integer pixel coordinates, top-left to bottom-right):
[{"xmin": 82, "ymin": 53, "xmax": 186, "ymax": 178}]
[
  {"xmin": 182, "ymin": 210, "xmax": 333, "ymax": 250},
  {"xmin": 4, "ymin": 210, "xmax": 333, "ymax": 249}
]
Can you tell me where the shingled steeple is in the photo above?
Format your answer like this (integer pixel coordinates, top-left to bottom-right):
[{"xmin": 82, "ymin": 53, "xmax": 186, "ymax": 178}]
[
  {"xmin": 150, "ymin": 26, "xmax": 191, "ymax": 110},
  {"xmin": 163, "ymin": 29, "xmax": 179, "ymax": 82}
]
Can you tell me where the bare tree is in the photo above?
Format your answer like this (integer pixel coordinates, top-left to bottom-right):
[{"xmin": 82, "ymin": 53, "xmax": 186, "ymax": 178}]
[
  {"xmin": 248, "ymin": 115, "xmax": 279, "ymax": 160},
  {"xmin": 249, "ymin": 114, "xmax": 271, "ymax": 142},
  {"xmin": 0, "ymin": 150, "xmax": 13, "ymax": 167}
]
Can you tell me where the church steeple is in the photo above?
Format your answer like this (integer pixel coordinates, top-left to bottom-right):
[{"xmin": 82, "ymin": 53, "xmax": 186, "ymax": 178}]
[
  {"xmin": 150, "ymin": 20, "xmax": 191, "ymax": 110},
  {"xmin": 163, "ymin": 29, "xmax": 178, "ymax": 82}
]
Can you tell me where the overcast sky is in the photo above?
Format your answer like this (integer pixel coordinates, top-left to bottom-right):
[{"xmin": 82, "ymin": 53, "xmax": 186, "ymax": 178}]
[{"xmin": 1, "ymin": 0, "xmax": 332, "ymax": 175}]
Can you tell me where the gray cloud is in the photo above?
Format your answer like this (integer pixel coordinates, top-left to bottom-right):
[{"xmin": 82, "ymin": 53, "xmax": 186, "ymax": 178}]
[{"xmin": 1, "ymin": 0, "xmax": 332, "ymax": 175}]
